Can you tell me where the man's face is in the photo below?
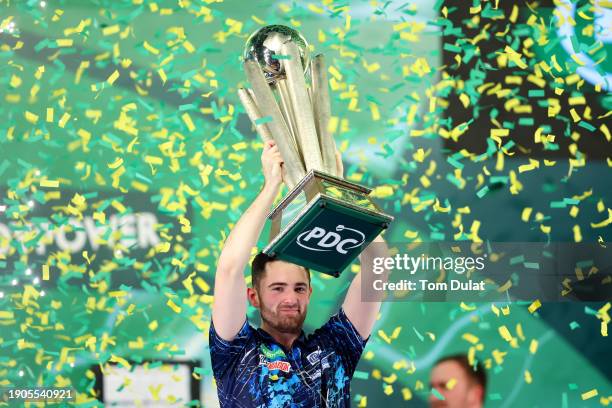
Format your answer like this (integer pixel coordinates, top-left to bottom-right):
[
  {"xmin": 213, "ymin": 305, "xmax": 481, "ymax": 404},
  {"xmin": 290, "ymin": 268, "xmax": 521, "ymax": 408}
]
[
  {"xmin": 429, "ymin": 361, "xmax": 483, "ymax": 408},
  {"xmin": 250, "ymin": 260, "xmax": 311, "ymax": 334}
]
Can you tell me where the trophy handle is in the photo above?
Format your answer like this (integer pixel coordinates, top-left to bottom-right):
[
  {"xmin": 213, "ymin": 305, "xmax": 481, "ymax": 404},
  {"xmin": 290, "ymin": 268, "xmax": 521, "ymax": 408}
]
[
  {"xmin": 311, "ymin": 54, "xmax": 338, "ymax": 177},
  {"xmin": 243, "ymin": 60, "xmax": 306, "ymax": 188}
]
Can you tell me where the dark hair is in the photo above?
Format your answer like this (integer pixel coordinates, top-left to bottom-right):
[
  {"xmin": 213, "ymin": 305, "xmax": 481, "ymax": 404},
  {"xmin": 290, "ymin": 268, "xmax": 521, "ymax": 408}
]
[
  {"xmin": 251, "ymin": 252, "xmax": 310, "ymax": 289},
  {"xmin": 435, "ymin": 354, "xmax": 487, "ymax": 401}
]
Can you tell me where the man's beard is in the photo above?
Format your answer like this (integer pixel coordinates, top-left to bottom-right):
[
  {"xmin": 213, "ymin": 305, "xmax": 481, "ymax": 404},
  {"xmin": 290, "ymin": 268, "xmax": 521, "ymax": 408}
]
[{"xmin": 259, "ymin": 301, "xmax": 307, "ymax": 334}]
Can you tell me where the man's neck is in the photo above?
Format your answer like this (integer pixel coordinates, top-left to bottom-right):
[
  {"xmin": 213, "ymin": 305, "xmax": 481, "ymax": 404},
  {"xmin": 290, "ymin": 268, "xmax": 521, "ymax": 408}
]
[{"xmin": 260, "ymin": 323, "xmax": 300, "ymax": 351}]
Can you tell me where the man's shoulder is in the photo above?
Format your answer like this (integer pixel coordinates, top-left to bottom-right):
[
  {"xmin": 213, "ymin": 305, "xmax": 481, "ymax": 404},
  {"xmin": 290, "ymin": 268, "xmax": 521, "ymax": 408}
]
[
  {"xmin": 305, "ymin": 308, "xmax": 367, "ymax": 349},
  {"xmin": 209, "ymin": 318, "xmax": 259, "ymax": 349},
  {"xmin": 305, "ymin": 309, "xmax": 348, "ymax": 341}
]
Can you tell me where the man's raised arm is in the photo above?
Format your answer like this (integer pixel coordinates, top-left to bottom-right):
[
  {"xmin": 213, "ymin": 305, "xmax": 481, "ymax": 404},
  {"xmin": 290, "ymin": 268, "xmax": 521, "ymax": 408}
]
[
  {"xmin": 331, "ymin": 151, "xmax": 390, "ymax": 340},
  {"xmin": 211, "ymin": 140, "xmax": 284, "ymax": 340},
  {"xmin": 342, "ymin": 235, "xmax": 389, "ymax": 340}
]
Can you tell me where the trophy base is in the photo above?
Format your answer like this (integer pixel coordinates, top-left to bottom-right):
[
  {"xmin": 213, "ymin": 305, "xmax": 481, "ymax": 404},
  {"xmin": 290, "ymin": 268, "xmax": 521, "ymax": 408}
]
[{"xmin": 264, "ymin": 170, "xmax": 393, "ymax": 277}]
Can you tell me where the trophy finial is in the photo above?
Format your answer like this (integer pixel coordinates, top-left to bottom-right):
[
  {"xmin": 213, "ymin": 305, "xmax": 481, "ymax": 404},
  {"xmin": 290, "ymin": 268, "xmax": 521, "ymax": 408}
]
[{"xmin": 244, "ymin": 25, "xmax": 310, "ymax": 85}]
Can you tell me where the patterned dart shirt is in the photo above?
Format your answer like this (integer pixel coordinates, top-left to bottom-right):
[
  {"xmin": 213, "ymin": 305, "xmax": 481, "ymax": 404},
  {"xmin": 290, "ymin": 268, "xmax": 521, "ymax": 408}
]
[{"xmin": 209, "ymin": 308, "xmax": 367, "ymax": 407}]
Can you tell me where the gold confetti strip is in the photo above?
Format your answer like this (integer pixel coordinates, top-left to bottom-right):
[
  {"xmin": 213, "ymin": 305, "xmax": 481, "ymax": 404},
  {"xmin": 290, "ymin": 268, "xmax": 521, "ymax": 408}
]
[
  {"xmin": 582, "ymin": 389, "xmax": 599, "ymax": 400},
  {"xmin": 528, "ymin": 299, "xmax": 541, "ymax": 313}
]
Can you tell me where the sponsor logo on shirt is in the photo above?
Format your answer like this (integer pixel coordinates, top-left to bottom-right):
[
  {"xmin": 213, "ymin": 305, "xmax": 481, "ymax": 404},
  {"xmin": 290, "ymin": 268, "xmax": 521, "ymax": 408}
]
[
  {"xmin": 306, "ymin": 350, "xmax": 322, "ymax": 365},
  {"xmin": 321, "ymin": 356, "xmax": 330, "ymax": 370},
  {"xmin": 260, "ymin": 344, "xmax": 286, "ymax": 359},
  {"xmin": 266, "ymin": 360, "xmax": 291, "ymax": 372},
  {"xmin": 309, "ymin": 369, "xmax": 322, "ymax": 380}
]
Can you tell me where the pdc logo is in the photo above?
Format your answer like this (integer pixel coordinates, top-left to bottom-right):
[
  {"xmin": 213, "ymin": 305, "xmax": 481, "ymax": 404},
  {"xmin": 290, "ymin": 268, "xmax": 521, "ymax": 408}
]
[{"xmin": 296, "ymin": 225, "xmax": 365, "ymax": 254}]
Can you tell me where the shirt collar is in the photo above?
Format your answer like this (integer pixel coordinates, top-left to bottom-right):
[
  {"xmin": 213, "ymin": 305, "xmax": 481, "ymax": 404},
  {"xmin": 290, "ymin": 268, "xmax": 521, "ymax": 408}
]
[{"xmin": 256, "ymin": 327, "xmax": 308, "ymax": 350}]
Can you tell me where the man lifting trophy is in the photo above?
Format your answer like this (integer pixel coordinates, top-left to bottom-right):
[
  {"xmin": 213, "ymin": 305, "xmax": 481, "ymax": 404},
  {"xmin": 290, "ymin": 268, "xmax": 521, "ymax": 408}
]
[
  {"xmin": 210, "ymin": 25, "xmax": 391, "ymax": 407},
  {"xmin": 238, "ymin": 25, "xmax": 393, "ymax": 277}
]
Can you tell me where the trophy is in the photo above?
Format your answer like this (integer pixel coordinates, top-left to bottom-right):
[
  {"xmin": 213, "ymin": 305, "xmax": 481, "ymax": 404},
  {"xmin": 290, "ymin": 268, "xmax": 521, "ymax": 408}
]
[{"xmin": 239, "ymin": 25, "xmax": 393, "ymax": 277}]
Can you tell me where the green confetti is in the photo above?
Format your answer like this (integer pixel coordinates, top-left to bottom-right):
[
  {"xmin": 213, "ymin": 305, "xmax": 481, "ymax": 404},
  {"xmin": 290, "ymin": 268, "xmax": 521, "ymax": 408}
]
[
  {"xmin": 431, "ymin": 387, "xmax": 445, "ymax": 400},
  {"xmin": 255, "ymin": 116, "xmax": 273, "ymax": 125}
]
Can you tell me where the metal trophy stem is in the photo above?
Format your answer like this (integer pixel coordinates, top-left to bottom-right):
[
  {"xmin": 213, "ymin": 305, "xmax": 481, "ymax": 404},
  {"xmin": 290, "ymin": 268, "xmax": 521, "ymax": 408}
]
[{"xmin": 239, "ymin": 25, "xmax": 393, "ymax": 277}]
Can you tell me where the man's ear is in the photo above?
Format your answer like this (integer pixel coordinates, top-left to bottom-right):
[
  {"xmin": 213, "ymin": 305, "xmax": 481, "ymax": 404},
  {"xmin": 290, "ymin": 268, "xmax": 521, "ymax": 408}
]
[
  {"xmin": 247, "ymin": 287, "xmax": 260, "ymax": 308},
  {"xmin": 470, "ymin": 384, "xmax": 484, "ymax": 406}
]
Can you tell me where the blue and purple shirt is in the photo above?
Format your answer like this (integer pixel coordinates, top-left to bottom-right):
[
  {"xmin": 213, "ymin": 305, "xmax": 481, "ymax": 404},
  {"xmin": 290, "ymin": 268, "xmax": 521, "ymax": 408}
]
[{"xmin": 209, "ymin": 308, "xmax": 367, "ymax": 407}]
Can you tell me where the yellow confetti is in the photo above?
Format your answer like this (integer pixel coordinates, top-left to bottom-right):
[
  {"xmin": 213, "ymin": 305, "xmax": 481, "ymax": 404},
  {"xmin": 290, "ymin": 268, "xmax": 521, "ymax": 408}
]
[
  {"xmin": 404, "ymin": 230, "xmax": 419, "ymax": 239},
  {"xmin": 56, "ymin": 39, "xmax": 74, "ymax": 47},
  {"xmin": 596, "ymin": 303, "xmax": 610, "ymax": 337},
  {"xmin": 110, "ymin": 354, "xmax": 132, "ymax": 369},
  {"xmin": 573, "ymin": 225, "xmax": 582, "ymax": 242},
  {"xmin": 42, "ymin": 265, "xmax": 49, "ymax": 281},
  {"xmin": 25, "ymin": 111, "xmax": 39, "ymax": 124},
  {"xmin": 377, "ymin": 329, "xmax": 392, "ymax": 344},
  {"xmin": 182, "ymin": 272, "xmax": 196, "ymax": 295},
  {"xmin": 9, "ymin": 74, "xmax": 21, "ymax": 88},
  {"xmin": 128, "ymin": 337, "xmax": 145, "ymax": 349},
  {"xmin": 591, "ymin": 209, "xmax": 612, "ymax": 228},
  {"xmin": 58, "ymin": 112, "xmax": 70, "ymax": 128},
  {"xmin": 371, "ymin": 185, "xmax": 394, "ymax": 198},
  {"xmin": 462, "ymin": 333, "xmax": 479, "ymax": 344},
  {"xmin": 368, "ymin": 102, "xmax": 380, "ymax": 121},
  {"xmin": 497, "ymin": 280, "xmax": 513, "ymax": 292},
  {"xmin": 143, "ymin": 41, "xmax": 160, "ymax": 55},
  {"xmin": 182, "ymin": 41, "xmax": 195, "ymax": 53},
  {"xmin": 182, "ymin": 113, "xmax": 196, "ymax": 132},
  {"xmin": 0, "ymin": 311, "xmax": 15, "ymax": 319},
  {"xmin": 518, "ymin": 159, "xmax": 539, "ymax": 173},
  {"xmin": 491, "ymin": 304, "xmax": 500, "ymax": 316},
  {"xmin": 498, "ymin": 325, "xmax": 513, "ymax": 341},
  {"xmin": 601, "ymin": 124, "xmax": 611, "ymax": 142},
  {"xmin": 582, "ymin": 389, "xmax": 598, "ymax": 400},
  {"xmin": 328, "ymin": 65, "xmax": 343, "ymax": 81},
  {"xmin": 157, "ymin": 68, "xmax": 167, "ymax": 84},
  {"xmin": 528, "ymin": 299, "xmax": 541, "ymax": 313},
  {"xmin": 195, "ymin": 277, "xmax": 210, "ymax": 293},
  {"xmin": 521, "ymin": 207, "xmax": 533, "ymax": 222},
  {"xmin": 571, "ymin": 53, "xmax": 586, "ymax": 66},
  {"xmin": 40, "ymin": 179, "xmax": 59, "ymax": 188},
  {"xmin": 504, "ymin": 46, "xmax": 527, "ymax": 69},
  {"xmin": 167, "ymin": 299, "xmax": 182, "ymax": 313},
  {"xmin": 108, "ymin": 157, "xmax": 124, "ymax": 169},
  {"xmin": 107, "ymin": 70, "xmax": 120, "ymax": 85},
  {"xmin": 570, "ymin": 206, "xmax": 579, "ymax": 217},
  {"xmin": 102, "ymin": 24, "xmax": 120, "ymax": 36},
  {"xmin": 529, "ymin": 339, "xmax": 538, "ymax": 354}
]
